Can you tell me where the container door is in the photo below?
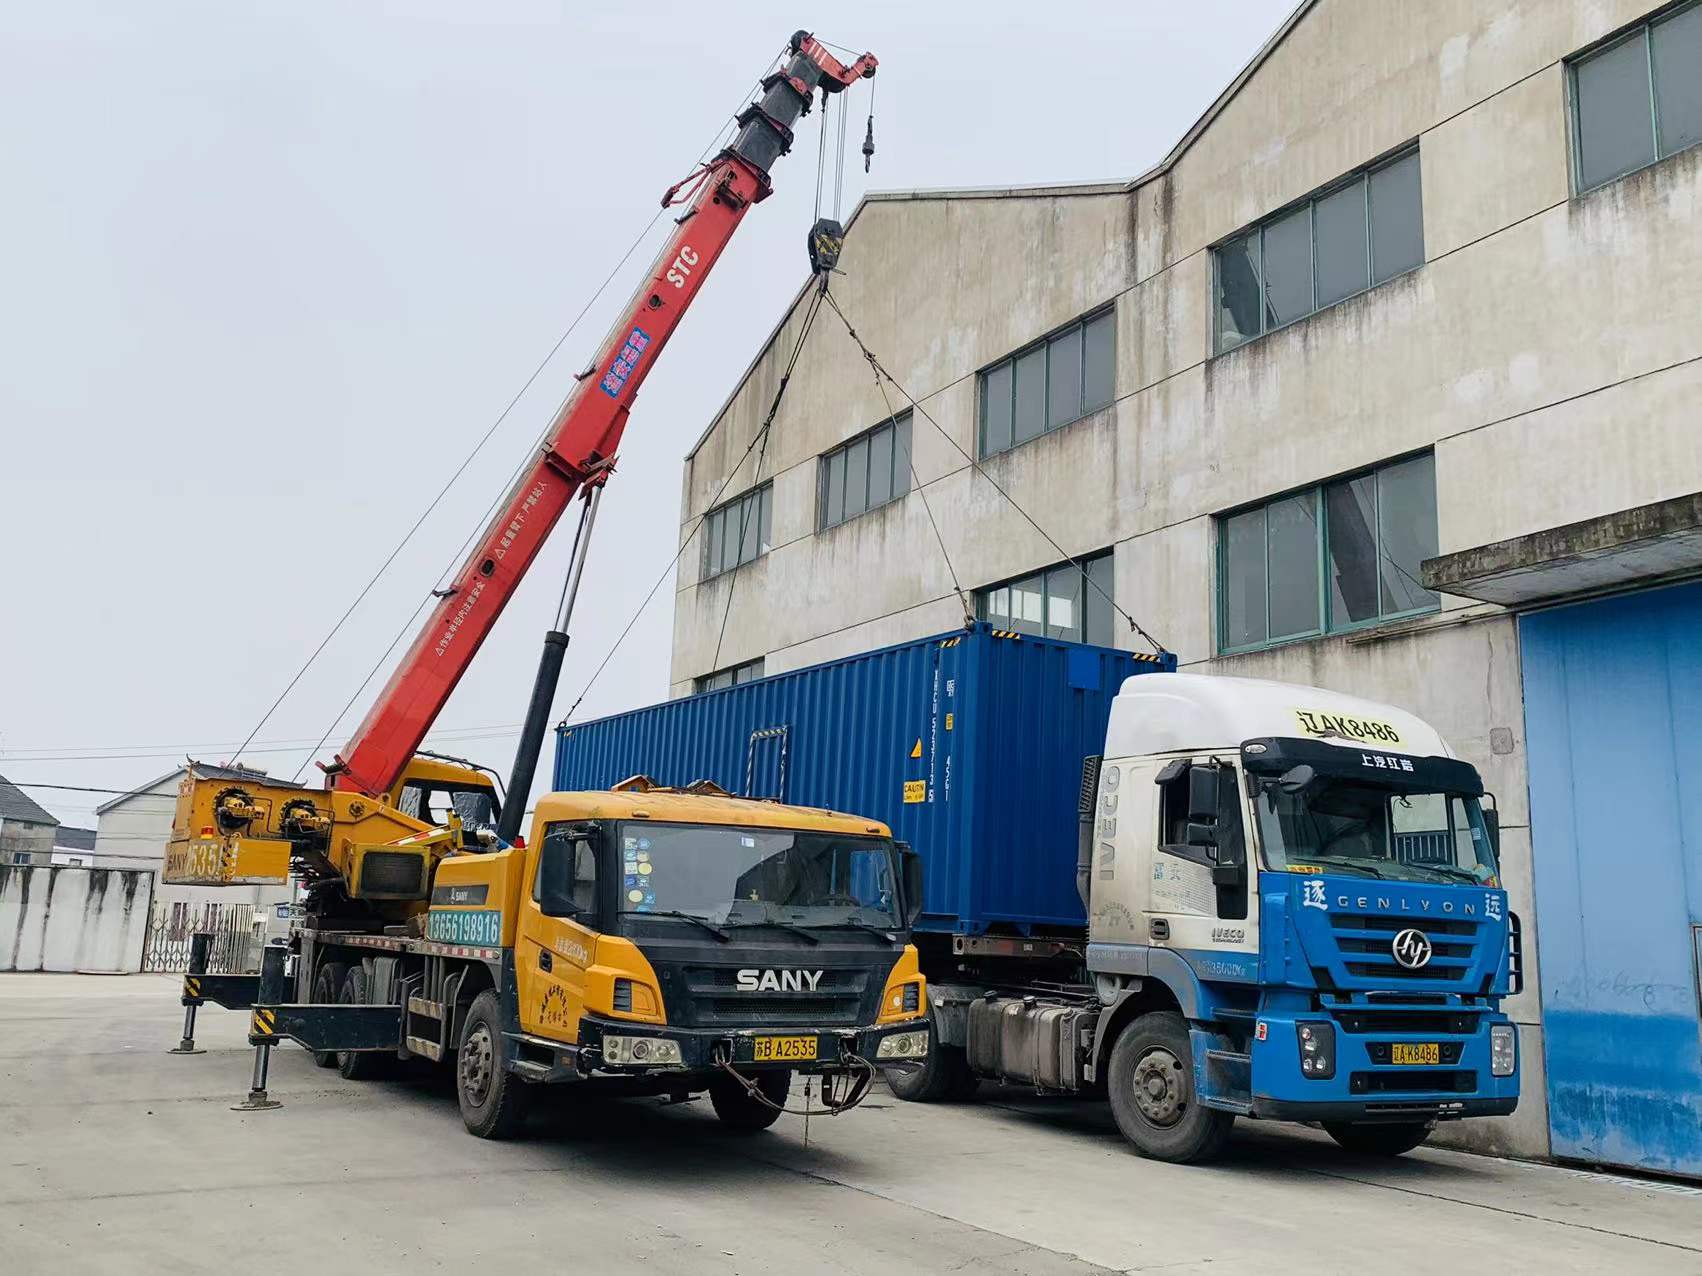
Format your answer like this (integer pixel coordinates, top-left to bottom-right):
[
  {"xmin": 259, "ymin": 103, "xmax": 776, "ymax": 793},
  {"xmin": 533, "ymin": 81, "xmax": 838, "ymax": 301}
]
[{"xmin": 1520, "ymin": 581, "xmax": 1702, "ymax": 1177}]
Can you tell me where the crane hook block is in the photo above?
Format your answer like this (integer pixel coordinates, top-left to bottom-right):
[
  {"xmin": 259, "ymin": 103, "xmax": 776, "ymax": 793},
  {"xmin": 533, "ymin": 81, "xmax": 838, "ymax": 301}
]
[
  {"xmin": 862, "ymin": 114, "xmax": 875, "ymax": 172},
  {"xmin": 809, "ymin": 218, "xmax": 845, "ymax": 275}
]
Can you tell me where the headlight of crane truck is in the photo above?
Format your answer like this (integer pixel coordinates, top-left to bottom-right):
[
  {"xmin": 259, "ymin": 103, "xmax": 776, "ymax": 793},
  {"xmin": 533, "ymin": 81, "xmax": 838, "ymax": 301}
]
[
  {"xmin": 159, "ymin": 30, "xmax": 924, "ymax": 1139},
  {"xmin": 552, "ymin": 626, "xmax": 1524, "ymax": 1164}
]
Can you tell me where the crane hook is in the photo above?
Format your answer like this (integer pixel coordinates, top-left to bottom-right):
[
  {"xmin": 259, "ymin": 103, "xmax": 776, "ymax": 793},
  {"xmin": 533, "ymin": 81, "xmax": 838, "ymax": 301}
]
[{"xmin": 861, "ymin": 112, "xmax": 875, "ymax": 173}]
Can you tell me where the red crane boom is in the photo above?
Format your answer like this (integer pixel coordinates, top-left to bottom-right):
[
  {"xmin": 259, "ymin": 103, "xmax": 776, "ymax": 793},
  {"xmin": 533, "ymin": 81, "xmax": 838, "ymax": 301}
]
[{"xmin": 327, "ymin": 32, "xmax": 875, "ymax": 801}]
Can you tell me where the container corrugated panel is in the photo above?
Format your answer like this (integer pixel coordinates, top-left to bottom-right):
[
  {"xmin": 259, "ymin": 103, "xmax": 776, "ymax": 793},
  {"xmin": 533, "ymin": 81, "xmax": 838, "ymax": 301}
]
[{"xmin": 553, "ymin": 624, "xmax": 1173, "ymax": 936}]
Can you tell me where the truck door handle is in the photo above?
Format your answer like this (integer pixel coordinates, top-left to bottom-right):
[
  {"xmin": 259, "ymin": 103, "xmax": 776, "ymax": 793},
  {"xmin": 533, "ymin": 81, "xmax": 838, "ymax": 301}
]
[
  {"xmin": 1150, "ymin": 919, "xmax": 1170, "ymax": 941},
  {"xmin": 539, "ymin": 949, "xmax": 553, "ymax": 973}
]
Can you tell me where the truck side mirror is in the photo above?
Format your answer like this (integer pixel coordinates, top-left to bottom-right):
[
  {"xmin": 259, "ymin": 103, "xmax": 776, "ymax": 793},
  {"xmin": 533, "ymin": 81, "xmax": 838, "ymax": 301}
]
[
  {"xmin": 1482, "ymin": 799, "xmax": 1501, "ymax": 858},
  {"xmin": 897, "ymin": 842, "xmax": 924, "ymax": 927},
  {"xmin": 1186, "ymin": 765, "xmax": 1221, "ymax": 853}
]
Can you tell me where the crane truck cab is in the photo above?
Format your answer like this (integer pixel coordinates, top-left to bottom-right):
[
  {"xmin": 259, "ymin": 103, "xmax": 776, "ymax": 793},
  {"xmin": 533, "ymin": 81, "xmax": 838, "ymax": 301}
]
[
  {"xmin": 413, "ymin": 781, "xmax": 929, "ymax": 1135},
  {"xmin": 961, "ymin": 673, "xmax": 1521, "ymax": 1162}
]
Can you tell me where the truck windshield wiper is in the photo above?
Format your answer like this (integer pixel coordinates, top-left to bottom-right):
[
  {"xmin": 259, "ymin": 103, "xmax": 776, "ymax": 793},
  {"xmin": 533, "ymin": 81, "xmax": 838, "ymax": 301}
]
[
  {"xmin": 727, "ymin": 919, "xmax": 820, "ymax": 945},
  {"xmin": 1404, "ymin": 862, "xmax": 1482, "ymax": 885},
  {"xmin": 825, "ymin": 916, "xmax": 898, "ymax": 937},
  {"xmin": 638, "ymin": 910, "xmax": 730, "ymax": 942}
]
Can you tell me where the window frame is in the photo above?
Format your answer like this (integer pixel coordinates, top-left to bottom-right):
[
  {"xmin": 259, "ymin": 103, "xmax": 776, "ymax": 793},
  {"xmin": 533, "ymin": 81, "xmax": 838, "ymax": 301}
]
[
  {"xmin": 977, "ymin": 306, "xmax": 1116, "ymax": 459},
  {"xmin": 1566, "ymin": 0, "xmax": 1702, "ymax": 196},
  {"xmin": 1215, "ymin": 451, "xmax": 1440, "ymax": 656},
  {"xmin": 694, "ymin": 657, "xmax": 766, "ymax": 694},
  {"xmin": 818, "ymin": 411, "xmax": 913, "ymax": 531},
  {"xmin": 700, "ymin": 483, "xmax": 773, "ymax": 582},
  {"xmin": 975, "ymin": 548, "xmax": 1117, "ymax": 647},
  {"xmin": 1211, "ymin": 144, "xmax": 1423, "ymax": 355}
]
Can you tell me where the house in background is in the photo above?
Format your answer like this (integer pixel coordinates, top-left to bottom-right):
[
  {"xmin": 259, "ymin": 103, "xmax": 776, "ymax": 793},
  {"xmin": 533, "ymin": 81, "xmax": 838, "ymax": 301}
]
[
  {"xmin": 50, "ymin": 825, "xmax": 97, "ymax": 867},
  {"xmin": 0, "ymin": 774, "xmax": 59, "ymax": 866}
]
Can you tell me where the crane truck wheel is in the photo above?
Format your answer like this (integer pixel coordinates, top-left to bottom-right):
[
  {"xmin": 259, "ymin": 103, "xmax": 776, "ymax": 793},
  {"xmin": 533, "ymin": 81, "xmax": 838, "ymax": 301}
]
[
  {"xmin": 336, "ymin": 966, "xmax": 391, "ymax": 1081},
  {"xmin": 883, "ymin": 1007, "xmax": 978, "ymax": 1103},
  {"xmin": 1106, "ymin": 1011, "xmax": 1233, "ymax": 1163},
  {"xmin": 1322, "ymin": 1121, "xmax": 1433, "ymax": 1157},
  {"xmin": 456, "ymin": 990, "xmax": 530, "ymax": 1140},
  {"xmin": 309, "ymin": 960, "xmax": 349, "ymax": 1068},
  {"xmin": 708, "ymin": 1069, "xmax": 790, "ymax": 1131}
]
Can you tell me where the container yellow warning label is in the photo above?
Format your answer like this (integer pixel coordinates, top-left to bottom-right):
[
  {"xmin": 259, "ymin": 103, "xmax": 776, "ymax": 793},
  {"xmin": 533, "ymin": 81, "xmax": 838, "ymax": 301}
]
[
  {"xmin": 945, "ymin": 713, "xmax": 954, "ymax": 731},
  {"xmin": 903, "ymin": 780, "xmax": 926, "ymax": 804},
  {"xmin": 910, "ymin": 739, "xmax": 922, "ymax": 759}
]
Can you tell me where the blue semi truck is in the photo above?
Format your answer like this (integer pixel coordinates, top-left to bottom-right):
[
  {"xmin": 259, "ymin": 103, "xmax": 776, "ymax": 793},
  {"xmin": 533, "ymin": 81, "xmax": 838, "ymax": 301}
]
[{"xmin": 555, "ymin": 624, "xmax": 1521, "ymax": 1162}]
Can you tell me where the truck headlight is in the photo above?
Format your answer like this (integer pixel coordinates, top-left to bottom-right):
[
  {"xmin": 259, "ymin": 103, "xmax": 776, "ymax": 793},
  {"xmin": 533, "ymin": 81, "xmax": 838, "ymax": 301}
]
[
  {"xmin": 1297, "ymin": 1021, "xmax": 1335, "ymax": 1080},
  {"xmin": 876, "ymin": 1030, "xmax": 929, "ymax": 1060},
  {"xmin": 602, "ymin": 1035, "xmax": 682, "ymax": 1066},
  {"xmin": 1490, "ymin": 1024, "xmax": 1516, "ymax": 1077}
]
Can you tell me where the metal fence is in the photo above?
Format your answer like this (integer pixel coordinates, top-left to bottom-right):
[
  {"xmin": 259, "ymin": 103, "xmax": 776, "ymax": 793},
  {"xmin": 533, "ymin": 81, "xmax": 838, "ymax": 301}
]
[{"xmin": 140, "ymin": 900, "xmax": 263, "ymax": 974}]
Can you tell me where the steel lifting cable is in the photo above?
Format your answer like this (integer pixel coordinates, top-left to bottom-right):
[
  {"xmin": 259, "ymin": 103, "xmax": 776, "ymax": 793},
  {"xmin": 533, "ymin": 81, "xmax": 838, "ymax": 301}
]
[
  {"xmin": 561, "ymin": 289, "xmax": 828, "ymax": 723},
  {"xmin": 821, "ymin": 287, "xmax": 1170, "ymax": 655},
  {"xmin": 868, "ymin": 365, "xmax": 975, "ymax": 628},
  {"xmin": 708, "ymin": 288, "xmax": 826, "ymax": 670}
]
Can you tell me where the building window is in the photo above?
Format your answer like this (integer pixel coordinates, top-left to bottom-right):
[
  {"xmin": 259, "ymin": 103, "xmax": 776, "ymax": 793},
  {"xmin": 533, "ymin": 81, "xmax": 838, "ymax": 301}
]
[
  {"xmin": 820, "ymin": 412, "xmax": 912, "ymax": 530},
  {"xmin": 701, "ymin": 484, "xmax": 772, "ymax": 580},
  {"xmin": 1217, "ymin": 452, "xmax": 1438, "ymax": 653},
  {"xmin": 1214, "ymin": 147, "xmax": 1423, "ymax": 354},
  {"xmin": 978, "ymin": 308, "xmax": 1115, "ymax": 458},
  {"xmin": 695, "ymin": 658, "xmax": 765, "ymax": 693},
  {"xmin": 978, "ymin": 550, "xmax": 1116, "ymax": 646},
  {"xmin": 1570, "ymin": 2, "xmax": 1702, "ymax": 194}
]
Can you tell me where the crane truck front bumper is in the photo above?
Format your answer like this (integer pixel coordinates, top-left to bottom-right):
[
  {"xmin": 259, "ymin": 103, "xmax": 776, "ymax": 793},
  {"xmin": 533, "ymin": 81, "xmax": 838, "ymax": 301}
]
[{"xmin": 506, "ymin": 1015, "xmax": 929, "ymax": 1083}]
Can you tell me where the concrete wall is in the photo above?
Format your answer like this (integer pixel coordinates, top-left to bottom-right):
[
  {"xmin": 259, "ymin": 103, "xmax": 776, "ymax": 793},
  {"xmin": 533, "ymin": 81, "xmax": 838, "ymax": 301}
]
[
  {"xmin": 670, "ymin": 0, "xmax": 1702, "ymax": 1161},
  {"xmin": 0, "ymin": 865, "xmax": 153, "ymax": 973}
]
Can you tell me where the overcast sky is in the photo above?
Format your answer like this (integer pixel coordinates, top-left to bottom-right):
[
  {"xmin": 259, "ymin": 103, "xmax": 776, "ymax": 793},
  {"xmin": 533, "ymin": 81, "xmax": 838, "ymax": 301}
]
[{"xmin": 0, "ymin": 0, "xmax": 1291, "ymax": 829}]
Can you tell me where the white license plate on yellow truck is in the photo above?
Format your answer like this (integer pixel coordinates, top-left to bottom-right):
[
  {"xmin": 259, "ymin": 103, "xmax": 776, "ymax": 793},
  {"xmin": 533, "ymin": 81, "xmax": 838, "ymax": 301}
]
[{"xmin": 753, "ymin": 1036, "xmax": 818, "ymax": 1062}]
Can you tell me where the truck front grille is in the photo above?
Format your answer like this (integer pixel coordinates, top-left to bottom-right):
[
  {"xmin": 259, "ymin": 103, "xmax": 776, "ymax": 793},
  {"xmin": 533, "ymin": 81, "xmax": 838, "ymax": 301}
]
[{"xmin": 681, "ymin": 966, "xmax": 870, "ymax": 1028}]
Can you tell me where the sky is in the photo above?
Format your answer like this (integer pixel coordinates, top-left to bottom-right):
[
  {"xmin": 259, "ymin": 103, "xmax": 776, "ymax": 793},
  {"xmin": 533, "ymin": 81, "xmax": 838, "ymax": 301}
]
[{"xmin": 0, "ymin": 0, "xmax": 1292, "ymax": 831}]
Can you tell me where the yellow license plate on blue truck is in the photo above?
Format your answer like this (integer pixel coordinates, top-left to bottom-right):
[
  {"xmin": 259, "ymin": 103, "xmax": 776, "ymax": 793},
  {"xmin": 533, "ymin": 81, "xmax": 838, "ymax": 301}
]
[
  {"xmin": 753, "ymin": 1036, "xmax": 817, "ymax": 1061},
  {"xmin": 1392, "ymin": 1042, "xmax": 1440, "ymax": 1065}
]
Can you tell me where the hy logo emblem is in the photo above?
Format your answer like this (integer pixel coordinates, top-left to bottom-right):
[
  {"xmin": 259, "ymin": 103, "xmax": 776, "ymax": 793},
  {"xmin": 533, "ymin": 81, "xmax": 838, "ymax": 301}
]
[
  {"xmin": 736, "ymin": 969, "xmax": 824, "ymax": 993},
  {"xmin": 1391, "ymin": 928, "xmax": 1433, "ymax": 970}
]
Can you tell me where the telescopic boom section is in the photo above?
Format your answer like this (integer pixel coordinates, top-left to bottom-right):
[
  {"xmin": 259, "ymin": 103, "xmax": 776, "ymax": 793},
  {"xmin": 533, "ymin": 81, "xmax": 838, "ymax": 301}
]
[{"xmin": 328, "ymin": 33, "xmax": 876, "ymax": 799}]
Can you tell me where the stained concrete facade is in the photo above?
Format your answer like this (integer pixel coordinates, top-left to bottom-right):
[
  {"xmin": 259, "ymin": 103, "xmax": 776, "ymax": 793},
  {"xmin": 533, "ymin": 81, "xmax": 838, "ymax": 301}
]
[{"xmin": 671, "ymin": 0, "xmax": 1702, "ymax": 1161}]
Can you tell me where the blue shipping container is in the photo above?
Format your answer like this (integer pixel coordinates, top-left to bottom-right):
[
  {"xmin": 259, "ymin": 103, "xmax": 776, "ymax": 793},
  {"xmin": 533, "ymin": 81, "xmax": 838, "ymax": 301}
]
[{"xmin": 553, "ymin": 624, "xmax": 1174, "ymax": 935}]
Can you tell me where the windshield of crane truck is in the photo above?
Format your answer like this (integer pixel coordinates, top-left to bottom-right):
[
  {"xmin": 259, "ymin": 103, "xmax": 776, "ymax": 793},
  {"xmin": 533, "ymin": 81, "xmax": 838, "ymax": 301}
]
[
  {"xmin": 1254, "ymin": 781, "xmax": 1500, "ymax": 887},
  {"xmin": 616, "ymin": 822, "xmax": 900, "ymax": 928}
]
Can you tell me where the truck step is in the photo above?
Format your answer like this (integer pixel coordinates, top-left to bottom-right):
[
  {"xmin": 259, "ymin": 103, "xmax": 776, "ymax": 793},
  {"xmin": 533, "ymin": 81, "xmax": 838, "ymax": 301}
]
[
  {"xmin": 406, "ymin": 995, "xmax": 446, "ymax": 1019},
  {"xmin": 404, "ymin": 1034, "xmax": 443, "ymax": 1062},
  {"xmin": 510, "ymin": 1059, "xmax": 552, "ymax": 1082}
]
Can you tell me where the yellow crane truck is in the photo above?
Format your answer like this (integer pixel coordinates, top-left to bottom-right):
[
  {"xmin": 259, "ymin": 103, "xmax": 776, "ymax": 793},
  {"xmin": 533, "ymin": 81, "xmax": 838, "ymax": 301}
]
[{"xmin": 163, "ymin": 32, "xmax": 929, "ymax": 1136}]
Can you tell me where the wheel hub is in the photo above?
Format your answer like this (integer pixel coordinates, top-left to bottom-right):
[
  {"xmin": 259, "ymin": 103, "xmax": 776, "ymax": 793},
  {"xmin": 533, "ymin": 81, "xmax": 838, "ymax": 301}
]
[
  {"xmin": 1131, "ymin": 1047, "xmax": 1186, "ymax": 1127},
  {"xmin": 460, "ymin": 1024, "xmax": 494, "ymax": 1105}
]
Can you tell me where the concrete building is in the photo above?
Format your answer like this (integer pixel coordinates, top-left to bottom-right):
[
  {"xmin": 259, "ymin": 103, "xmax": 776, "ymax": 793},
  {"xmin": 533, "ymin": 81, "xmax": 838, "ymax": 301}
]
[
  {"xmin": 0, "ymin": 774, "xmax": 59, "ymax": 866},
  {"xmin": 670, "ymin": 1, "xmax": 1702, "ymax": 1173},
  {"xmin": 50, "ymin": 825, "xmax": 96, "ymax": 867}
]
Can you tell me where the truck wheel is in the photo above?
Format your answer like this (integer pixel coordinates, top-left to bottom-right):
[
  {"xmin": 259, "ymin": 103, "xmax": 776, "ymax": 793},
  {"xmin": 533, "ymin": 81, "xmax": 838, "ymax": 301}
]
[
  {"xmin": 708, "ymin": 1069, "xmax": 790, "ymax": 1132},
  {"xmin": 309, "ymin": 960, "xmax": 348, "ymax": 1068},
  {"xmin": 884, "ymin": 1009, "xmax": 978, "ymax": 1103},
  {"xmin": 1106, "ymin": 1011, "xmax": 1233, "ymax": 1163},
  {"xmin": 336, "ymin": 966, "xmax": 389, "ymax": 1081},
  {"xmin": 457, "ymin": 990, "xmax": 530, "ymax": 1140},
  {"xmin": 1323, "ymin": 1121, "xmax": 1433, "ymax": 1156}
]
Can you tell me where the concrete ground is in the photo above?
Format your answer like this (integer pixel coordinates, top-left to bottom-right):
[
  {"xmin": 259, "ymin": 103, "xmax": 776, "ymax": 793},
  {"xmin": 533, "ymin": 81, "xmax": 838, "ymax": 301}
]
[{"xmin": 3, "ymin": 974, "xmax": 1699, "ymax": 1275}]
